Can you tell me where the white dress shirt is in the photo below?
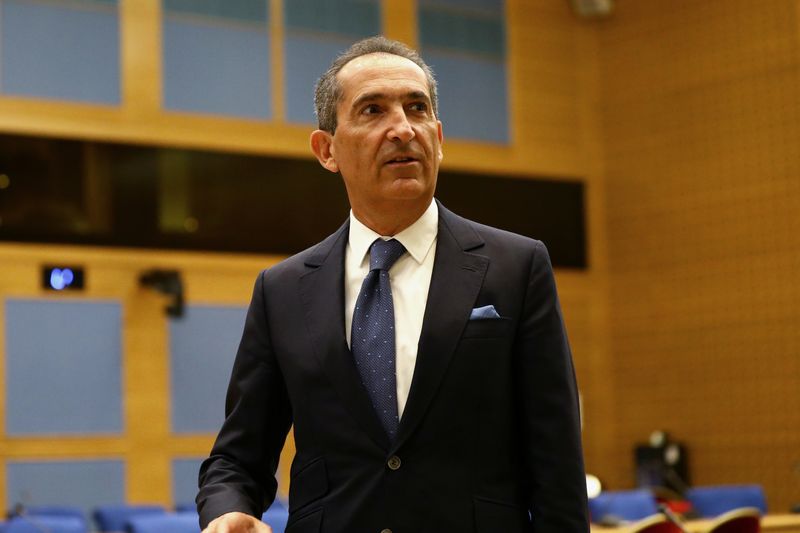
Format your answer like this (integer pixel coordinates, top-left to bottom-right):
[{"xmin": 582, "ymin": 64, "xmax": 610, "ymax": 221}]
[{"xmin": 345, "ymin": 200, "xmax": 438, "ymax": 419}]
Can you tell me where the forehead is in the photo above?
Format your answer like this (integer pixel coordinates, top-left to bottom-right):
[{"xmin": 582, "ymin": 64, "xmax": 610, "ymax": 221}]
[{"xmin": 336, "ymin": 53, "xmax": 430, "ymax": 102}]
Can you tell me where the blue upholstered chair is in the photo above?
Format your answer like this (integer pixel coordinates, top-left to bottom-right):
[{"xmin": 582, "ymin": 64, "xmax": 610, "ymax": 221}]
[
  {"xmin": 125, "ymin": 512, "xmax": 200, "ymax": 533},
  {"xmin": 93, "ymin": 505, "xmax": 166, "ymax": 532},
  {"xmin": 588, "ymin": 489, "xmax": 660, "ymax": 523},
  {"xmin": 686, "ymin": 485, "xmax": 767, "ymax": 517},
  {"xmin": 5, "ymin": 515, "xmax": 87, "ymax": 533}
]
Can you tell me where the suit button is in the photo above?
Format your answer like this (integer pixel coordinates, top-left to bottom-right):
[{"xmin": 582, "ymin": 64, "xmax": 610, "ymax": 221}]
[
  {"xmin": 381, "ymin": 530, "xmax": 392, "ymax": 533},
  {"xmin": 387, "ymin": 455, "xmax": 401, "ymax": 470}
]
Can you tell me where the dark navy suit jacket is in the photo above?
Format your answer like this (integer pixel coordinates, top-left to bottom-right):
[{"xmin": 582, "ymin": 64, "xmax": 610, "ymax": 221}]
[{"xmin": 197, "ymin": 202, "xmax": 589, "ymax": 533}]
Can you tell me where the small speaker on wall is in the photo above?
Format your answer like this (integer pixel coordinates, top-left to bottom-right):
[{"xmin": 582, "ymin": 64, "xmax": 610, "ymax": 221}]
[
  {"xmin": 569, "ymin": 0, "xmax": 614, "ymax": 18},
  {"xmin": 139, "ymin": 269, "xmax": 184, "ymax": 318}
]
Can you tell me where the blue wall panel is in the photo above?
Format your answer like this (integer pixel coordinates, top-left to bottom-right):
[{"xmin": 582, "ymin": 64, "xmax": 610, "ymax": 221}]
[
  {"xmin": 419, "ymin": 6, "xmax": 505, "ymax": 59},
  {"xmin": 419, "ymin": 0, "xmax": 504, "ymax": 13},
  {"xmin": 283, "ymin": 0, "xmax": 380, "ymax": 125},
  {"xmin": 4, "ymin": 299, "xmax": 123, "ymax": 435},
  {"xmin": 169, "ymin": 305, "xmax": 247, "ymax": 433},
  {"xmin": 284, "ymin": 34, "xmax": 352, "ymax": 125},
  {"xmin": 0, "ymin": 0, "xmax": 120, "ymax": 104},
  {"xmin": 162, "ymin": 16, "xmax": 270, "ymax": 118},
  {"xmin": 418, "ymin": 0, "xmax": 508, "ymax": 143},
  {"xmin": 427, "ymin": 51, "xmax": 509, "ymax": 143},
  {"xmin": 172, "ymin": 458, "xmax": 203, "ymax": 508},
  {"xmin": 163, "ymin": 0, "xmax": 267, "ymax": 23},
  {"xmin": 285, "ymin": 0, "xmax": 379, "ymax": 37},
  {"xmin": 6, "ymin": 460, "xmax": 125, "ymax": 520}
]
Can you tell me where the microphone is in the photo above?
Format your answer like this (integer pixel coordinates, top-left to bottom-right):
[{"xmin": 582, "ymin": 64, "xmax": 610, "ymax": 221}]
[{"xmin": 658, "ymin": 503, "xmax": 690, "ymax": 533}]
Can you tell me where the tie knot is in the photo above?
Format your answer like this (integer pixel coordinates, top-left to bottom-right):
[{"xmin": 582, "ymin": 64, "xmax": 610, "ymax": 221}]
[{"xmin": 369, "ymin": 238, "xmax": 406, "ymax": 271}]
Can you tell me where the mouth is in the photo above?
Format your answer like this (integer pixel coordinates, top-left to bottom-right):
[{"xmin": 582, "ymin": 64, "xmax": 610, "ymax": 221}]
[{"xmin": 384, "ymin": 155, "xmax": 419, "ymax": 166}]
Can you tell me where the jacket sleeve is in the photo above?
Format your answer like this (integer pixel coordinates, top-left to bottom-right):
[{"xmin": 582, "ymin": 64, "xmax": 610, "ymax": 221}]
[
  {"xmin": 196, "ymin": 270, "xmax": 293, "ymax": 528},
  {"xmin": 515, "ymin": 241, "xmax": 589, "ymax": 532}
]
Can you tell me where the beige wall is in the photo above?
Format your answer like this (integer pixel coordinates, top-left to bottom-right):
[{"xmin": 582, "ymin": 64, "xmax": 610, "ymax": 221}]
[
  {"xmin": 598, "ymin": 0, "xmax": 800, "ymax": 511},
  {"xmin": 505, "ymin": 0, "xmax": 613, "ymax": 482}
]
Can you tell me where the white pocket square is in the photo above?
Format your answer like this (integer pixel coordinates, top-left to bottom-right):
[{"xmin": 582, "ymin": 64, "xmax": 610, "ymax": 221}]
[{"xmin": 470, "ymin": 305, "xmax": 501, "ymax": 320}]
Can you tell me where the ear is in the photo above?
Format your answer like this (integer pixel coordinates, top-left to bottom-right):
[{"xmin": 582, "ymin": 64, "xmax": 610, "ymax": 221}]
[
  {"xmin": 436, "ymin": 120, "xmax": 444, "ymax": 162},
  {"xmin": 310, "ymin": 130, "xmax": 339, "ymax": 173}
]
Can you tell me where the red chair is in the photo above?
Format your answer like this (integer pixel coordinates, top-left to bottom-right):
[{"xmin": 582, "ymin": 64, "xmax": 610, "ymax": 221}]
[{"xmin": 704, "ymin": 507, "xmax": 761, "ymax": 533}]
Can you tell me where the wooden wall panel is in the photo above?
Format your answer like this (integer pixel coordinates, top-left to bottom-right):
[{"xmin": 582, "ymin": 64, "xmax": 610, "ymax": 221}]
[
  {"xmin": 599, "ymin": 0, "xmax": 800, "ymax": 511},
  {"xmin": 506, "ymin": 0, "xmax": 613, "ymax": 479}
]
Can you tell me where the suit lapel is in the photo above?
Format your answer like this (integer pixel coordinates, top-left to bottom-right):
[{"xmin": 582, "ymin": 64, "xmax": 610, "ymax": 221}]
[
  {"xmin": 298, "ymin": 221, "xmax": 390, "ymax": 450},
  {"xmin": 394, "ymin": 203, "xmax": 489, "ymax": 449}
]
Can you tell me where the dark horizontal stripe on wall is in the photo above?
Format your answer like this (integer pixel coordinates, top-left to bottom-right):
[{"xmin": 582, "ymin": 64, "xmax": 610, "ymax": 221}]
[
  {"xmin": 36, "ymin": 0, "xmax": 119, "ymax": 7},
  {"xmin": 436, "ymin": 171, "xmax": 585, "ymax": 268},
  {"xmin": 419, "ymin": 0, "xmax": 504, "ymax": 14},
  {"xmin": 70, "ymin": 0, "xmax": 118, "ymax": 7},
  {"xmin": 419, "ymin": 6, "xmax": 505, "ymax": 60},
  {"xmin": 0, "ymin": 133, "xmax": 585, "ymax": 268},
  {"xmin": 285, "ymin": 0, "xmax": 380, "ymax": 38},
  {"xmin": 163, "ymin": 0, "xmax": 268, "ymax": 24}
]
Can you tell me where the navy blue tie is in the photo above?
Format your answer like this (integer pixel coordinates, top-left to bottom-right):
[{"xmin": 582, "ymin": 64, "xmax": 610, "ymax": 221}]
[{"xmin": 352, "ymin": 238, "xmax": 407, "ymax": 440}]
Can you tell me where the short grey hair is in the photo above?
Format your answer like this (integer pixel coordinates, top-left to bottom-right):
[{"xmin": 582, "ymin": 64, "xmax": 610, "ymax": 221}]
[{"xmin": 313, "ymin": 36, "xmax": 439, "ymax": 133}]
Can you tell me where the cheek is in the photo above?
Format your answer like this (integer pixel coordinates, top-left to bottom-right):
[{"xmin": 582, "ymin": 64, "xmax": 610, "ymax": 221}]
[
  {"xmin": 421, "ymin": 126, "xmax": 441, "ymax": 149},
  {"xmin": 338, "ymin": 135, "xmax": 376, "ymax": 164},
  {"xmin": 332, "ymin": 142, "xmax": 356, "ymax": 169}
]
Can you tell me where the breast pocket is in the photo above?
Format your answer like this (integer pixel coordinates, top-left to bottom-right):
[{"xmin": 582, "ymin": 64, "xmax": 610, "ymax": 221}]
[{"xmin": 461, "ymin": 317, "xmax": 512, "ymax": 339}]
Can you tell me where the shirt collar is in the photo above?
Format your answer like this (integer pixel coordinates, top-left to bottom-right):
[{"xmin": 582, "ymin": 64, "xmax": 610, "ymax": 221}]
[{"xmin": 349, "ymin": 199, "xmax": 439, "ymax": 266}]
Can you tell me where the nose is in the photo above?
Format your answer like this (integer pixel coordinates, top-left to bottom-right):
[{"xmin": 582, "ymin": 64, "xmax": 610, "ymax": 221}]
[{"xmin": 386, "ymin": 107, "xmax": 415, "ymax": 144}]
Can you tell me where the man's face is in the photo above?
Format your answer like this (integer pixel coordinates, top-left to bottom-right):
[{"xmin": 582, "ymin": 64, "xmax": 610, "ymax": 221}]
[{"xmin": 312, "ymin": 53, "xmax": 443, "ymax": 216}]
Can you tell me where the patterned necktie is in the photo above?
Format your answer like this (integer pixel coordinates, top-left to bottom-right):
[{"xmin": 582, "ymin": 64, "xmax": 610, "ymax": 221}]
[{"xmin": 351, "ymin": 238, "xmax": 407, "ymax": 440}]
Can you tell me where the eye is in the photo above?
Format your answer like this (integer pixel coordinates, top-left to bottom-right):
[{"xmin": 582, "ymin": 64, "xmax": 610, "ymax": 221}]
[
  {"xmin": 408, "ymin": 102, "xmax": 428, "ymax": 113},
  {"xmin": 362, "ymin": 104, "xmax": 381, "ymax": 115}
]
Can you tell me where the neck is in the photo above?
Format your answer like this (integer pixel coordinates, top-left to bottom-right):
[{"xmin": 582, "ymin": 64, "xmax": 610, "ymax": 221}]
[{"xmin": 352, "ymin": 199, "xmax": 431, "ymax": 236}]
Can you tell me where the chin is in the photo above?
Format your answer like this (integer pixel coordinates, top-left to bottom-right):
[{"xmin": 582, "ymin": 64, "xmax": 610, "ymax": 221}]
[{"xmin": 386, "ymin": 181, "xmax": 431, "ymax": 201}]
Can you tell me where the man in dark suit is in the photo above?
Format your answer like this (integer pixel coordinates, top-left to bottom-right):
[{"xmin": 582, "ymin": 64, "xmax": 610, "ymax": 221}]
[{"xmin": 198, "ymin": 36, "xmax": 589, "ymax": 533}]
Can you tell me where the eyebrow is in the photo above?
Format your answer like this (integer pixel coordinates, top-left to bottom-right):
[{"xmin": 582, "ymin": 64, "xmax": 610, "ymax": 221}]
[{"xmin": 351, "ymin": 90, "xmax": 431, "ymax": 110}]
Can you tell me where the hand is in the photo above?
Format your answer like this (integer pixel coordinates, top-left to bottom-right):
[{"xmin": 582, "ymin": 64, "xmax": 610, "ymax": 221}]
[{"xmin": 202, "ymin": 511, "xmax": 273, "ymax": 533}]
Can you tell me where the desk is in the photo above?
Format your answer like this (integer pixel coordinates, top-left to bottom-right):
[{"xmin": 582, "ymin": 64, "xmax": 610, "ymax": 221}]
[{"xmin": 591, "ymin": 514, "xmax": 800, "ymax": 533}]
